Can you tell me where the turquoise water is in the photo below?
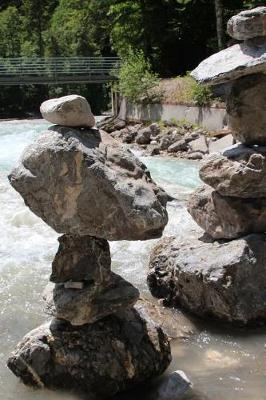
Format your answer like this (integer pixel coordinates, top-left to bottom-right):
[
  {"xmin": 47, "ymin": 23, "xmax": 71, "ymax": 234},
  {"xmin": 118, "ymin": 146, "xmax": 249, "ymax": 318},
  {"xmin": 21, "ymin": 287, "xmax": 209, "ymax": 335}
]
[{"xmin": 1, "ymin": 120, "xmax": 266, "ymax": 400}]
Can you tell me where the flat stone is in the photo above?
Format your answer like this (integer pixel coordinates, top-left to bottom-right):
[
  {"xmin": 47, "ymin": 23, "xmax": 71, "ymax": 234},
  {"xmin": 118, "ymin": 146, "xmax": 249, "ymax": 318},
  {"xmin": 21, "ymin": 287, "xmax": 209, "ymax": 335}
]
[
  {"xmin": 148, "ymin": 233, "xmax": 266, "ymax": 324},
  {"xmin": 9, "ymin": 127, "xmax": 168, "ymax": 241},
  {"xmin": 40, "ymin": 95, "xmax": 95, "ymax": 127},
  {"xmin": 227, "ymin": 73, "xmax": 266, "ymax": 144},
  {"xmin": 43, "ymin": 273, "xmax": 140, "ymax": 325},
  {"xmin": 191, "ymin": 38, "xmax": 266, "ymax": 86},
  {"xmin": 51, "ymin": 235, "xmax": 111, "ymax": 284},
  {"xmin": 208, "ymin": 134, "xmax": 234, "ymax": 153},
  {"xmin": 200, "ymin": 144, "xmax": 266, "ymax": 197},
  {"xmin": 7, "ymin": 308, "xmax": 171, "ymax": 398},
  {"xmin": 187, "ymin": 184, "xmax": 266, "ymax": 239},
  {"xmin": 227, "ymin": 7, "xmax": 266, "ymax": 41}
]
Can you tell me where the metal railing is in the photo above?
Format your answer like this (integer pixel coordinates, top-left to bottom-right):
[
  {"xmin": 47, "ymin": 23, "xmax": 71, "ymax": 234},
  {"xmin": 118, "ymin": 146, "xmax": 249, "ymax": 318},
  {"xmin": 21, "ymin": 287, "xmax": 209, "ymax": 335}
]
[{"xmin": 0, "ymin": 57, "xmax": 120, "ymax": 85}]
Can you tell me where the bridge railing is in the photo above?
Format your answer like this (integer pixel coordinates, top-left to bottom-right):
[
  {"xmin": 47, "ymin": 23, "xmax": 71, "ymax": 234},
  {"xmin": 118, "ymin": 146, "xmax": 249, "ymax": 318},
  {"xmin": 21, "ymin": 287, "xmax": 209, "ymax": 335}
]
[{"xmin": 0, "ymin": 57, "xmax": 121, "ymax": 84}]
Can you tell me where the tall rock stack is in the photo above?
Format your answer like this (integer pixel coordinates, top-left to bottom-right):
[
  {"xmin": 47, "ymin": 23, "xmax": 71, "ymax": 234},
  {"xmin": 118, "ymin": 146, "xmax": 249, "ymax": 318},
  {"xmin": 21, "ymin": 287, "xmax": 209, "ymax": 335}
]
[
  {"xmin": 148, "ymin": 8, "xmax": 266, "ymax": 325},
  {"xmin": 7, "ymin": 95, "xmax": 171, "ymax": 398}
]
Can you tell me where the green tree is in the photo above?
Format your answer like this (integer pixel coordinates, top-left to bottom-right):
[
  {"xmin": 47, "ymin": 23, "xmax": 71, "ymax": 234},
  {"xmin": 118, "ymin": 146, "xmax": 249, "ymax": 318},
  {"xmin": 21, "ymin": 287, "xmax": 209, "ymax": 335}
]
[{"xmin": 0, "ymin": 6, "xmax": 22, "ymax": 56}]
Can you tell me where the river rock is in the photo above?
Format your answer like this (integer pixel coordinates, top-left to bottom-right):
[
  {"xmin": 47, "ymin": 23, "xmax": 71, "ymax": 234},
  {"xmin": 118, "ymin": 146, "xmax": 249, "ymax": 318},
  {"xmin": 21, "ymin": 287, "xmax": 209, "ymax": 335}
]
[
  {"xmin": 227, "ymin": 7, "xmax": 266, "ymax": 41},
  {"xmin": 40, "ymin": 95, "xmax": 95, "ymax": 128},
  {"xmin": 167, "ymin": 139, "xmax": 188, "ymax": 153},
  {"xmin": 189, "ymin": 136, "xmax": 208, "ymax": 154},
  {"xmin": 227, "ymin": 73, "xmax": 266, "ymax": 144},
  {"xmin": 200, "ymin": 144, "xmax": 266, "ymax": 197},
  {"xmin": 44, "ymin": 273, "xmax": 140, "ymax": 326},
  {"xmin": 147, "ymin": 233, "xmax": 266, "ymax": 324},
  {"xmin": 136, "ymin": 127, "xmax": 152, "ymax": 145},
  {"xmin": 7, "ymin": 308, "xmax": 171, "ymax": 398},
  {"xmin": 152, "ymin": 370, "xmax": 192, "ymax": 400},
  {"xmin": 208, "ymin": 134, "xmax": 234, "ymax": 153},
  {"xmin": 9, "ymin": 126, "xmax": 168, "ymax": 240},
  {"xmin": 191, "ymin": 37, "xmax": 266, "ymax": 85},
  {"xmin": 50, "ymin": 235, "xmax": 111, "ymax": 284},
  {"xmin": 188, "ymin": 184, "xmax": 266, "ymax": 239}
]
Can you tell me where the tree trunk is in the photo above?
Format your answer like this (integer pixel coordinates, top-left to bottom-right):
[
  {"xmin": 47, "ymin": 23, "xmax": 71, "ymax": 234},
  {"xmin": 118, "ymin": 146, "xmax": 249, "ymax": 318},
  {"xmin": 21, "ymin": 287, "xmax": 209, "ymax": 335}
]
[{"xmin": 215, "ymin": 0, "xmax": 224, "ymax": 50}]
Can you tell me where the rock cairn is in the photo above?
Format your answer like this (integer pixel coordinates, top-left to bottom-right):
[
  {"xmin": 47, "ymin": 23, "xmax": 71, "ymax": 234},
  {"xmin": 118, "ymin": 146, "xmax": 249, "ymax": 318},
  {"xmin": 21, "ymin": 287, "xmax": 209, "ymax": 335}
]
[
  {"xmin": 148, "ymin": 7, "xmax": 266, "ymax": 325},
  {"xmin": 7, "ymin": 95, "xmax": 171, "ymax": 398}
]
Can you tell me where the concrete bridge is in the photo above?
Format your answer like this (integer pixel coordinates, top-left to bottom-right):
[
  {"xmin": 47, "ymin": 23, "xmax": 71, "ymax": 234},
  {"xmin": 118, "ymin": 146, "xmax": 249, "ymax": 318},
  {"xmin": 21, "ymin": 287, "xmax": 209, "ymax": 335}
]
[{"xmin": 0, "ymin": 57, "xmax": 120, "ymax": 85}]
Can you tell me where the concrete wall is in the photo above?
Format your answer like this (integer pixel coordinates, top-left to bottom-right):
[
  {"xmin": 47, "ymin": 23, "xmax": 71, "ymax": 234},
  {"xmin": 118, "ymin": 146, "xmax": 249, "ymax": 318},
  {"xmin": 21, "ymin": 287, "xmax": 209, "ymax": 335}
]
[{"xmin": 118, "ymin": 98, "xmax": 227, "ymax": 131}]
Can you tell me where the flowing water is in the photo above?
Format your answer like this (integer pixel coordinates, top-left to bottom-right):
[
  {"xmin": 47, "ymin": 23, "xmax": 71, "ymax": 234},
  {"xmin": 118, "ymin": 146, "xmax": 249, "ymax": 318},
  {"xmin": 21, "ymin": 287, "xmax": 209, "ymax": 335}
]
[{"xmin": 1, "ymin": 120, "xmax": 266, "ymax": 400}]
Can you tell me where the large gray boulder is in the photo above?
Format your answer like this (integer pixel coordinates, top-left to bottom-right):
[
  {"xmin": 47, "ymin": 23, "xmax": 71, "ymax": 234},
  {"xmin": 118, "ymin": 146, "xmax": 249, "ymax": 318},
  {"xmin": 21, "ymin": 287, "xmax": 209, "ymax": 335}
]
[
  {"xmin": 40, "ymin": 95, "xmax": 95, "ymax": 127},
  {"xmin": 148, "ymin": 233, "xmax": 266, "ymax": 324},
  {"xmin": 44, "ymin": 272, "xmax": 139, "ymax": 325},
  {"xmin": 191, "ymin": 38, "xmax": 266, "ymax": 85},
  {"xmin": 200, "ymin": 144, "xmax": 266, "ymax": 198},
  {"xmin": 227, "ymin": 7, "xmax": 266, "ymax": 41},
  {"xmin": 7, "ymin": 309, "xmax": 171, "ymax": 398},
  {"xmin": 187, "ymin": 185, "xmax": 266, "ymax": 239},
  {"xmin": 9, "ymin": 127, "xmax": 168, "ymax": 241},
  {"xmin": 227, "ymin": 74, "xmax": 266, "ymax": 144}
]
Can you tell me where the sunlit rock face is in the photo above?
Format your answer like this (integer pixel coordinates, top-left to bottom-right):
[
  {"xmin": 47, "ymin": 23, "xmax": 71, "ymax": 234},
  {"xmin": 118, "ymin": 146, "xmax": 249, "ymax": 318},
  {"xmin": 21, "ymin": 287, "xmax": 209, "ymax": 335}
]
[
  {"xmin": 7, "ymin": 309, "xmax": 171, "ymax": 399},
  {"xmin": 8, "ymin": 126, "xmax": 168, "ymax": 241},
  {"xmin": 148, "ymin": 233, "xmax": 266, "ymax": 325},
  {"xmin": 227, "ymin": 7, "xmax": 266, "ymax": 41},
  {"xmin": 40, "ymin": 95, "xmax": 95, "ymax": 128}
]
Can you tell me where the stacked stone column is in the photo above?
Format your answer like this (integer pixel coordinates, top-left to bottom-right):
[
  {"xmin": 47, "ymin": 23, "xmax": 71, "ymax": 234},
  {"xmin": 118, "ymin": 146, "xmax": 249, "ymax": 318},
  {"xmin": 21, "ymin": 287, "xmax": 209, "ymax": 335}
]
[{"xmin": 7, "ymin": 95, "xmax": 171, "ymax": 398}]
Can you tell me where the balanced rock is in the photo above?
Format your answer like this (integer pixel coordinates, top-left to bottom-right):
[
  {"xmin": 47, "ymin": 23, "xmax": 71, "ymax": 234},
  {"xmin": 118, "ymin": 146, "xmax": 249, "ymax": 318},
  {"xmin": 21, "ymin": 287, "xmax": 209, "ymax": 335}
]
[
  {"xmin": 148, "ymin": 233, "xmax": 266, "ymax": 324},
  {"xmin": 51, "ymin": 235, "xmax": 111, "ymax": 284},
  {"xmin": 227, "ymin": 73, "xmax": 266, "ymax": 144},
  {"xmin": 187, "ymin": 185, "xmax": 266, "ymax": 239},
  {"xmin": 200, "ymin": 144, "xmax": 266, "ymax": 197},
  {"xmin": 44, "ymin": 273, "xmax": 140, "ymax": 326},
  {"xmin": 9, "ymin": 126, "xmax": 168, "ymax": 240},
  {"xmin": 7, "ymin": 309, "xmax": 171, "ymax": 398},
  {"xmin": 191, "ymin": 37, "xmax": 266, "ymax": 85},
  {"xmin": 227, "ymin": 7, "xmax": 266, "ymax": 41},
  {"xmin": 40, "ymin": 95, "xmax": 95, "ymax": 127}
]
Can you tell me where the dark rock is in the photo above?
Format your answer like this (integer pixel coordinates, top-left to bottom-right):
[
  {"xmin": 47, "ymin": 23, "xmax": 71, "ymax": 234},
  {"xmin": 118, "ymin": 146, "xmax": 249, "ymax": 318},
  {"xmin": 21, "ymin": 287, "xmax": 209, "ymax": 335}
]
[
  {"xmin": 227, "ymin": 74, "xmax": 266, "ymax": 145},
  {"xmin": 149, "ymin": 123, "xmax": 161, "ymax": 137},
  {"xmin": 167, "ymin": 139, "xmax": 188, "ymax": 153},
  {"xmin": 44, "ymin": 272, "xmax": 140, "ymax": 326},
  {"xmin": 50, "ymin": 235, "xmax": 111, "ymax": 284},
  {"xmin": 153, "ymin": 370, "xmax": 192, "ymax": 400},
  {"xmin": 188, "ymin": 184, "xmax": 266, "ymax": 239},
  {"xmin": 136, "ymin": 127, "xmax": 152, "ymax": 145},
  {"xmin": 7, "ymin": 308, "xmax": 171, "ymax": 398},
  {"xmin": 227, "ymin": 6, "xmax": 266, "ymax": 41},
  {"xmin": 159, "ymin": 130, "xmax": 182, "ymax": 151},
  {"xmin": 9, "ymin": 127, "xmax": 168, "ymax": 241},
  {"xmin": 148, "ymin": 233, "xmax": 266, "ymax": 324},
  {"xmin": 200, "ymin": 144, "xmax": 266, "ymax": 198},
  {"xmin": 187, "ymin": 152, "xmax": 204, "ymax": 160}
]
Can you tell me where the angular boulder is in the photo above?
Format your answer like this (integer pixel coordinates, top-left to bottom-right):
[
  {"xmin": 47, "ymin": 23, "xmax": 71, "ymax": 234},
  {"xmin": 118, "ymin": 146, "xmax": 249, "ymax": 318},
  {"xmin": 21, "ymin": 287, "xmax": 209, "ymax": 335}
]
[
  {"xmin": 187, "ymin": 185, "xmax": 266, "ymax": 239},
  {"xmin": 227, "ymin": 73, "xmax": 266, "ymax": 144},
  {"xmin": 40, "ymin": 95, "xmax": 95, "ymax": 128},
  {"xmin": 9, "ymin": 126, "xmax": 168, "ymax": 240},
  {"xmin": 191, "ymin": 38, "xmax": 266, "ymax": 85},
  {"xmin": 227, "ymin": 7, "xmax": 266, "ymax": 41},
  {"xmin": 44, "ymin": 273, "xmax": 140, "ymax": 325},
  {"xmin": 148, "ymin": 233, "xmax": 266, "ymax": 324},
  {"xmin": 136, "ymin": 127, "xmax": 152, "ymax": 145},
  {"xmin": 7, "ymin": 309, "xmax": 171, "ymax": 398},
  {"xmin": 51, "ymin": 235, "xmax": 111, "ymax": 284},
  {"xmin": 200, "ymin": 144, "xmax": 266, "ymax": 197}
]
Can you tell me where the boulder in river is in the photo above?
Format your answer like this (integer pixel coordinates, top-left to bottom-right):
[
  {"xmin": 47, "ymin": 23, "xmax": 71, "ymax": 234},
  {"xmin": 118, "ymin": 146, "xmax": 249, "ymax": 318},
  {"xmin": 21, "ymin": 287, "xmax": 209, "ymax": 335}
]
[
  {"xmin": 200, "ymin": 144, "xmax": 266, "ymax": 198},
  {"xmin": 9, "ymin": 126, "xmax": 168, "ymax": 241},
  {"xmin": 148, "ymin": 233, "xmax": 266, "ymax": 324},
  {"xmin": 7, "ymin": 308, "xmax": 171, "ymax": 398},
  {"xmin": 40, "ymin": 95, "xmax": 95, "ymax": 128},
  {"xmin": 187, "ymin": 185, "xmax": 266, "ymax": 239},
  {"xmin": 227, "ymin": 7, "xmax": 266, "ymax": 41}
]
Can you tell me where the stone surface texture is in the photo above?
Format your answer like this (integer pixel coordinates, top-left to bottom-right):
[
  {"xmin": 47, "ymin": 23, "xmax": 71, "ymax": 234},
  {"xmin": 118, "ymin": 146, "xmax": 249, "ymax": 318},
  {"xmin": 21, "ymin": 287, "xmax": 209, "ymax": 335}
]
[
  {"xmin": 51, "ymin": 235, "xmax": 111, "ymax": 284},
  {"xmin": 44, "ymin": 273, "xmax": 140, "ymax": 326},
  {"xmin": 191, "ymin": 38, "xmax": 266, "ymax": 85},
  {"xmin": 200, "ymin": 144, "xmax": 266, "ymax": 197},
  {"xmin": 148, "ymin": 234, "xmax": 266, "ymax": 324},
  {"xmin": 227, "ymin": 7, "xmax": 266, "ymax": 41},
  {"xmin": 9, "ymin": 126, "xmax": 168, "ymax": 241},
  {"xmin": 227, "ymin": 73, "xmax": 266, "ymax": 144},
  {"xmin": 187, "ymin": 185, "xmax": 266, "ymax": 239},
  {"xmin": 40, "ymin": 95, "xmax": 95, "ymax": 127},
  {"xmin": 7, "ymin": 308, "xmax": 171, "ymax": 398}
]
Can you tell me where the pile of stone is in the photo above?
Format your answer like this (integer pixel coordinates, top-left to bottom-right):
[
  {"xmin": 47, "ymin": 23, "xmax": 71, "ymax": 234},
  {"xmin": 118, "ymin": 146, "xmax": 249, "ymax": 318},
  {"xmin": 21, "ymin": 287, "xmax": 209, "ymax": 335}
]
[
  {"xmin": 148, "ymin": 7, "xmax": 266, "ymax": 325},
  {"xmin": 7, "ymin": 95, "xmax": 171, "ymax": 398}
]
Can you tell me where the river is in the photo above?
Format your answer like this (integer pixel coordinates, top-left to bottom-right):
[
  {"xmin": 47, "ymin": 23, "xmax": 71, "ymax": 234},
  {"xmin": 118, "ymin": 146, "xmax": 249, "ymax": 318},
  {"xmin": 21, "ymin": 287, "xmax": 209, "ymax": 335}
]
[{"xmin": 1, "ymin": 120, "xmax": 266, "ymax": 400}]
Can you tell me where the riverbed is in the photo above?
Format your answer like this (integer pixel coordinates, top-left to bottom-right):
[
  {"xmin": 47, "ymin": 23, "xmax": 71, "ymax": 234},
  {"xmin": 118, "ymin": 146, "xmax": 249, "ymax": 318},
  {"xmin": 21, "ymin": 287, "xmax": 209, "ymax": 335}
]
[{"xmin": 1, "ymin": 120, "xmax": 266, "ymax": 400}]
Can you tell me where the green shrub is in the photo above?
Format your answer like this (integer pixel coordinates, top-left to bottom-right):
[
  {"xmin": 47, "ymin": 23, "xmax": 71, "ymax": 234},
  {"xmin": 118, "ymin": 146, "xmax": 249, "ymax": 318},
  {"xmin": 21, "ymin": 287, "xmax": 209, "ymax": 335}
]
[{"xmin": 185, "ymin": 75, "xmax": 212, "ymax": 107}]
